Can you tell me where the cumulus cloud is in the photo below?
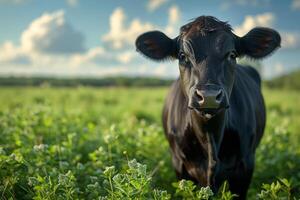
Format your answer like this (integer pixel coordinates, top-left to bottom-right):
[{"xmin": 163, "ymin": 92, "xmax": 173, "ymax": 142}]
[
  {"xmin": 0, "ymin": 41, "xmax": 30, "ymax": 65},
  {"xmin": 0, "ymin": 10, "xmax": 86, "ymax": 70},
  {"xmin": 21, "ymin": 10, "xmax": 85, "ymax": 54},
  {"xmin": 147, "ymin": 0, "xmax": 168, "ymax": 11},
  {"xmin": 102, "ymin": 8, "xmax": 154, "ymax": 49},
  {"xmin": 102, "ymin": 5, "xmax": 181, "ymax": 49},
  {"xmin": 70, "ymin": 46, "xmax": 137, "ymax": 68},
  {"xmin": 234, "ymin": 12, "xmax": 275, "ymax": 36},
  {"xmin": 234, "ymin": 13, "xmax": 300, "ymax": 50},
  {"xmin": 0, "ymin": 9, "xmax": 141, "ymax": 76},
  {"xmin": 291, "ymin": 0, "xmax": 300, "ymax": 10},
  {"xmin": 0, "ymin": 8, "xmax": 180, "ymax": 77}
]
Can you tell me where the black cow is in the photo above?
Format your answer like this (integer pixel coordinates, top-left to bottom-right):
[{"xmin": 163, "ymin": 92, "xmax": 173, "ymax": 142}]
[{"xmin": 135, "ymin": 16, "xmax": 280, "ymax": 199}]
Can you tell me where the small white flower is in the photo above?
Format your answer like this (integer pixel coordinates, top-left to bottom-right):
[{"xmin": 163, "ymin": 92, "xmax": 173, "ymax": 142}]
[{"xmin": 33, "ymin": 144, "xmax": 48, "ymax": 152}]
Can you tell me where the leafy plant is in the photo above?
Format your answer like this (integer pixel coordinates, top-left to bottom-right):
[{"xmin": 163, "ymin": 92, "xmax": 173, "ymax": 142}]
[
  {"xmin": 172, "ymin": 180, "xmax": 214, "ymax": 200},
  {"xmin": 257, "ymin": 178, "xmax": 293, "ymax": 200},
  {"xmin": 0, "ymin": 87, "xmax": 300, "ymax": 199},
  {"xmin": 101, "ymin": 159, "xmax": 170, "ymax": 199}
]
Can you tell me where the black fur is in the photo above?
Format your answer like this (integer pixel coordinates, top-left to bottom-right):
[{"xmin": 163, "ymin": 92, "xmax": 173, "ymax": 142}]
[{"xmin": 135, "ymin": 16, "xmax": 280, "ymax": 199}]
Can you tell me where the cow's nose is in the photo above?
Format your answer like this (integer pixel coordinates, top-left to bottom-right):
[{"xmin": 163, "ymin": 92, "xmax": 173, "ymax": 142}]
[{"xmin": 195, "ymin": 89, "xmax": 224, "ymax": 109}]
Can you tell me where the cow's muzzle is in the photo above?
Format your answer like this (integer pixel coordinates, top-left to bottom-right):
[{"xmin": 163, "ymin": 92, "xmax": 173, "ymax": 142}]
[{"xmin": 188, "ymin": 84, "xmax": 229, "ymax": 120}]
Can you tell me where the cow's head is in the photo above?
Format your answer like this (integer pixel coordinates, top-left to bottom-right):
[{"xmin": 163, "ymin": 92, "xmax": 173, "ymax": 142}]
[{"xmin": 136, "ymin": 16, "xmax": 280, "ymax": 119}]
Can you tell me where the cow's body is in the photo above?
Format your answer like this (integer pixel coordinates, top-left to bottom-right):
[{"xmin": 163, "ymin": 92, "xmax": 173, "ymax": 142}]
[
  {"xmin": 162, "ymin": 65, "xmax": 265, "ymax": 198},
  {"xmin": 136, "ymin": 16, "xmax": 280, "ymax": 199}
]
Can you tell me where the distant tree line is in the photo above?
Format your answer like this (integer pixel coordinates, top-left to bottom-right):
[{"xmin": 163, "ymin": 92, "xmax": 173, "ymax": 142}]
[
  {"xmin": 0, "ymin": 76, "xmax": 174, "ymax": 87},
  {"xmin": 1, "ymin": 68, "xmax": 299, "ymax": 89},
  {"xmin": 264, "ymin": 69, "xmax": 300, "ymax": 90}
]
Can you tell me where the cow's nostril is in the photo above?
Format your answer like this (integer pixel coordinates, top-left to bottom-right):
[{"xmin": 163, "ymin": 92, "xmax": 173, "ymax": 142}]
[
  {"xmin": 215, "ymin": 90, "xmax": 223, "ymax": 103},
  {"xmin": 195, "ymin": 90, "xmax": 204, "ymax": 103}
]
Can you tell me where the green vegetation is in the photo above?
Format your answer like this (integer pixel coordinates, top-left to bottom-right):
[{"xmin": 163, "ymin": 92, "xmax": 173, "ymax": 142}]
[
  {"xmin": 0, "ymin": 87, "xmax": 299, "ymax": 199},
  {"xmin": 265, "ymin": 69, "xmax": 300, "ymax": 90}
]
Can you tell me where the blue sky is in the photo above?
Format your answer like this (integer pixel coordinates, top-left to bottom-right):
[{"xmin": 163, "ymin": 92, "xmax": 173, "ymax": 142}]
[{"xmin": 0, "ymin": 0, "xmax": 299, "ymax": 78}]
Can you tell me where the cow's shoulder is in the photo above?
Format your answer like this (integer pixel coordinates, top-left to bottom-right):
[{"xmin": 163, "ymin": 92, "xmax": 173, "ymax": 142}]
[
  {"xmin": 226, "ymin": 65, "xmax": 265, "ymax": 154},
  {"xmin": 163, "ymin": 79, "xmax": 189, "ymax": 135},
  {"xmin": 229, "ymin": 65, "xmax": 262, "ymax": 125}
]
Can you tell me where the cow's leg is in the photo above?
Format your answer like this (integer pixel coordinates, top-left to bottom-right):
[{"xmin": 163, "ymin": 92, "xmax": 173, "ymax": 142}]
[
  {"xmin": 175, "ymin": 167, "xmax": 199, "ymax": 185},
  {"xmin": 228, "ymin": 157, "xmax": 254, "ymax": 200},
  {"xmin": 175, "ymin": 166, "xmax": 188, "ymax": 180},
  {"xmin": 175, "ymin": 165, "xmax": 199, "ymax": 183}
]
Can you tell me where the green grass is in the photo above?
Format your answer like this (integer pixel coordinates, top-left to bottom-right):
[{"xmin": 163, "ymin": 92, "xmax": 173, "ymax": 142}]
[{"xmin": 0, "ymin": 86, "xmax": 299, "ymax": 199}]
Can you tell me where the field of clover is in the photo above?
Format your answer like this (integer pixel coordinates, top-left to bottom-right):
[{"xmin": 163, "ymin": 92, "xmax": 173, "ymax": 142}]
[{"xmin": 0, "ymin": 87, "xmax": 299, "ymax": 199}]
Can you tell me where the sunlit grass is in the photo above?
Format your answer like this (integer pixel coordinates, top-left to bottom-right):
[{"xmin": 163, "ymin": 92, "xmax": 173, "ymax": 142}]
[{"xmin": 0, "ymin": 86, "xmax": 299, "ymax": 199}]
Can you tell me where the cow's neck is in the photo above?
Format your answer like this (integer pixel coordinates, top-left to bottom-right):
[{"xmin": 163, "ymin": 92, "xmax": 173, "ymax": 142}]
[{"xmin": 188, "ymin": 110, "xmax": 226, "ymax": 188}]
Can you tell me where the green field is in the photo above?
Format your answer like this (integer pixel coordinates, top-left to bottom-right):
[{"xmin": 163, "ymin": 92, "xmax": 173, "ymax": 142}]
[{"xmin": 0, "ymin": 87, "xmax": 299, "ymax": 199}]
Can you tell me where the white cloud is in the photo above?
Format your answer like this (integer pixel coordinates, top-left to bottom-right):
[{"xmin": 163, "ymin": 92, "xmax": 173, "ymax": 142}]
[
  {"xmin": 0, "ymin": 9, "xmax": 180, "ymax": 78},
  {"xmin": 147, "ymin": 0, "xmax": 168, "ymax": 11},
  {"xmin": 117, "ymin": 51, "xmax": 136, "ymax": 64},
  {"xmin": 0, "ymin": 41, "xmax": 30, "ymax": 65},
  {"xmin": 165, "ymin": 5, "xmax": 181, "ymax": 36},
  {"xmin": 70, "ymin": 47, "xmax": 137, "ymax": 67},
  {"xmin": 21, "ymin": 10, "xmax": 85, "ymax": 54},
  {"xmin": 0, "ymin": 9, "xmax": 141, "ymax": 77},
  {"xmin": 281, "ymin": 32, "xmax": 300, "ymax": 49},
  {"xmin": 0, "ymin": 10, "xmax": 87, "ymax": 70},
  {"xmin": 291, "ymin": 0, "xmax": 300, "ymax": 10},
  {"xmin": 234, "ymin": 13, "xmax": 300, "ymax": 50},
  {"xmin": 66, "ymin": 0, "xmax": 78, "ymax": 7},
  {"xmin": 70, "ymin": 47, "xmax": 106, "ymax": 66},
  {"xmin": 102, "ymin": 8, "xmax": 154, "ymax": 49},
  {"xmin": 0, "ymin": 63, "xmax": 130, "ymax": 77},
  {"xmin": 234, "ymin": 12, "xmax": 275, "ymax": 36},
  {"xmin": 0, "ymin": 62, "xmax": 179, "ymax": 78},
  {"xmin": 102, "ymin": 6, "xmax": 181, "ymax": 49}
]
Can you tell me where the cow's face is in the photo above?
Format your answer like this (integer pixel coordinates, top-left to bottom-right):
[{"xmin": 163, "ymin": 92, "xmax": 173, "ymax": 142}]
[
  {"xmin": 177, "ymin": 29, "xmax": 236, "ymax": 119},
  {"xmin": 136, "ymin": 16, "xmax": 280, "ymax": 119}
]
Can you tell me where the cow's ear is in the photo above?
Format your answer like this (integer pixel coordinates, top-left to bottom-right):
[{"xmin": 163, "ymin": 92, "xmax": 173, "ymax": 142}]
[
  {"xmin": 135, "ymin": 31, "xmax": 177, "ymax": 61},
  {"xmin": 236, "ymin": 27, "xmax": 281, "ymax": 59}
]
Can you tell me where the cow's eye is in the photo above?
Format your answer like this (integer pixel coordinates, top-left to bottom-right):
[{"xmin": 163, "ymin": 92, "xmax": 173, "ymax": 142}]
[
  {"xmin": 227, "ymin": 51, "xmax": 237, "ymax": 61},
  {"xmin": 179, "ymin": 52, "xmax": 189, "ymax": 63}
]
